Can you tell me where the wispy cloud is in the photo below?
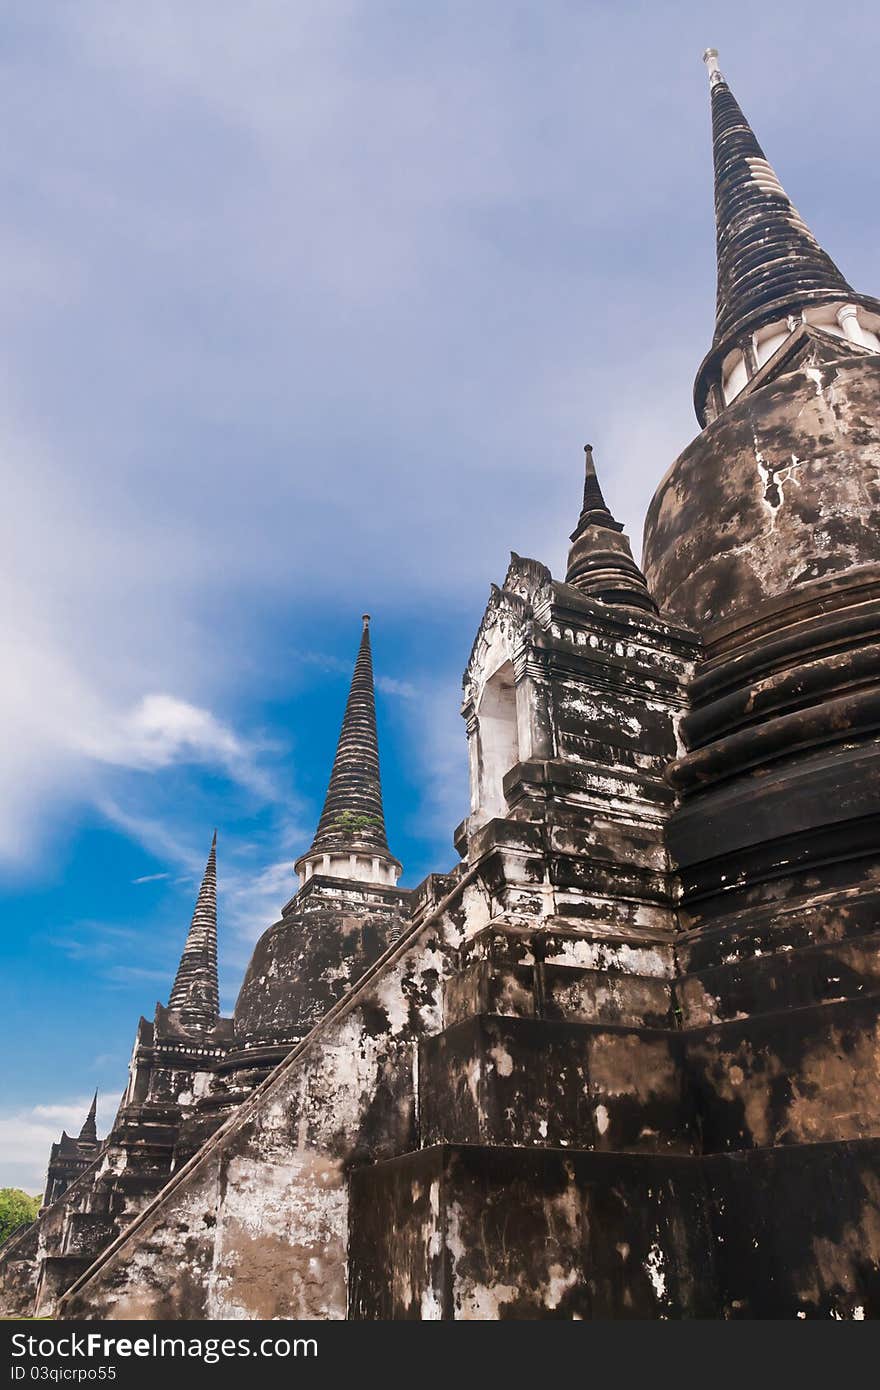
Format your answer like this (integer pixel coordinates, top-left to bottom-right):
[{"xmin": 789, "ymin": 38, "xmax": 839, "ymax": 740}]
[
  {"xmin": 86, "ymin": 694, "xmax": 275, "ymax": 798},
  {"xmin": 224, "ymin": 858, "xmax": 295, "ymax": 935},
  {"xmin": 96, "ymin": 804, "xmax": 210, "ymax": 875},
  {"xmin": 49, "ymin": 921, "xmax": 143, "ymax": 964},
  {"xmin": 103, "ymin": 965, "xmax": 170, "ymax": 986},
  {"xmin": 376, "ymin": 675, "xmax": 417, "ymax": 699},
  {"xmin": 300, "ymin": 650, "xmax": 415, "ymax": 699},
  {"xmin": 132, "ymin": 871, "xmax": 170, "ymax": 885},
  {"xmin": 298, "ymin": 652, "xmax": 351, "ymax": 676},
  {"xmin": 300, "ymin": 650, "xmax": 416, "ymax": 699}
]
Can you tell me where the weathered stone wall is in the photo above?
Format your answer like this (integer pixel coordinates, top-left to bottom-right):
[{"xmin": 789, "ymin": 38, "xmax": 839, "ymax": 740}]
[
  {"xmin": 704, "ymin": 1140, "xmax": 880, "ymax": 1318},
  {"xmin": 58, "ymin": 556, "xmax": 704, "ymax": 1321},
  {"xmin": 0, "ymin": 1222, "xmax": 41, "ymax": 1318},
  {"xmin": 61, "ymin": 881, "xmax": 456, "ymax": 1320},
  {"xmin": 349, "ymin": 1145, "xmax": 717, "ymax": 1319},
  {"xmin": 49, "ymin": 473, "xmax": 880, "ymax": 1321},
  {"xmin": 0, "ymin": 1024, "xmax": 229, "ymax": 1318}
]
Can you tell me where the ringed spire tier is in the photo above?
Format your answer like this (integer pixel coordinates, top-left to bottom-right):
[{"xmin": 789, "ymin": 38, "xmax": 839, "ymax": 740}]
[
  {"xmin": 294, "ymin": 616, "xmax": 402, "ymax": 888},
  {"xmin": 694, "ymin": 48, "xmax": 880, "ymax": 426},
  {"xmin": 167, "ymin": 831, "xmax": 220, "ymax": 1034}
]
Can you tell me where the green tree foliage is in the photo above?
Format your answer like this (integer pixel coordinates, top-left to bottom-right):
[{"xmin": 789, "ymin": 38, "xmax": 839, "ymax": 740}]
[{"xmin": 0, "ymin": 1188, "xmax": 40, "ymax": 1245}]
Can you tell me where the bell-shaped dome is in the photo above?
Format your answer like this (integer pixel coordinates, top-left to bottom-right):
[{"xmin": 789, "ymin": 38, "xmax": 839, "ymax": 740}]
[{"xmin": 233, "ymin": 880, "xmax": 409, "ymax": 1048}]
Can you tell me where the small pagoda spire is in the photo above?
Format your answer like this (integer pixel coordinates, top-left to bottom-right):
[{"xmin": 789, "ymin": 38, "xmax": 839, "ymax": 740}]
[
  {"xmin": 574, "ymin": 445, "xmax": 620, "ymax": 532},
  {"xmin": 295, "ymin": 616, "xmax": 401, "ymax": 885},
  {"xmin": 694, "ymin": 49, "xmax": 880, "ymax": 422},
  {"xmin": 77, "ymin": 1091, "xmax": 98, "ymax": 1145},
  {"xmin": 565, "ymin": 445, "xmax": 657, "ymax": 613},
  {"xmin": 167, "ymin": 831, "xmax": 220, "ymax": 1033}
]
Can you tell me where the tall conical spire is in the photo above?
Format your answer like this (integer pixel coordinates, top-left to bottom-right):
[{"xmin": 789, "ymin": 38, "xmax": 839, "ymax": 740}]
[
  {"xmin": 311, "ymin": 617, "xmax": 390, "ymax": 853},
  {"xmin": 295, "ymin": 617, "xmax": 401, "ymax": 886},
  {"xmin": 694, "ymin": 49, "xmax": 880, "ymax": 423},
  {"xmin": 77, "ymin": 1091, "xmax": 98, "ymax": 1144},
  {"xmin": 704, "ymin": 48, "xmax": 854, "ymax": 348},
  {"xmin": 565, "ymin": 446, "xmax": 657, "ymax": 613},
  {"xmin": 167, "ymin": 831, "xmax": 220, "ymax": 1033}
]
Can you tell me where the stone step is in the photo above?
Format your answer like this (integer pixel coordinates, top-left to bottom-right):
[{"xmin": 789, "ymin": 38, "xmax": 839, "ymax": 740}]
[
  {"xmin": 676, "ymin": 930, "xmax": 880, "ymax": 1028},
  {"xmin": 445, "ymin": 925, "xmax": 675, "ymax": 1029},
  {"xmin": 683, "ymin": 994, "xmax": 880, "ymax": 1152},
  {"xmin": 348, "ymin": 1143, "xmax": 714, "ymax": 1319},
  {"xmin": 35, "ymin": 1256, "xmax": 92, "ymax": 1315},
  {"xmin": 445, "ymin": 959, "xmax": 674, "ymax": 1029},
  {"xmin": 60, "ymin": 1213, "xmax": 117, "ymax": 1261},
  {"xmin": 419, "ymin": 1015, "xmax": 694, "ymax": 1155},
  {"xmin": 456, "ymin": 923, "xmax": 676, "ymax": 978},
  {"xmin": 348, "ymin": 1139, "xmax": 880, "ymax": 1320},
  {"xmin": 677, "ymin": 886, "xmax": 880, "ymax": 976}
]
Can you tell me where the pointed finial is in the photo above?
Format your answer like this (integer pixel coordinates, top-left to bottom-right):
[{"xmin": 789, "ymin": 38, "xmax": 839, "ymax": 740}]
[
  {"xmin": 702, "ymin": 48, "xmax": 723, "ymax": 87},
  {"xmin": 362, "ymin": 613, "xmax": 371, "ymax": 629},
  {"xmin": 579, "ymin": 444, "xmax": 612, "ymax": 520},
  {"xmin": 78, "ymin": 1090, "xmax": 98, "ymax": 1144}
]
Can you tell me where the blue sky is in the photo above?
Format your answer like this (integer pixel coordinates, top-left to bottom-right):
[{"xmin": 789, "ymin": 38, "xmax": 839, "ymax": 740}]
[{"xmin": 1, "ymin": 1, "xmax": 878, "ymax": 1190}]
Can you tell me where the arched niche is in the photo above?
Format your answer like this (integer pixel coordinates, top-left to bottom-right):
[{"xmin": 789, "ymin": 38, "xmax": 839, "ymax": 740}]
[{"xmin": 472, "ymin": 656, "xmax": 519, "ymax": 825}]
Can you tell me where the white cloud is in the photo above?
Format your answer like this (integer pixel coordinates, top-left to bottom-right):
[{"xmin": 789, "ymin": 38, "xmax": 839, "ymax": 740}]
[
  {"xmin": 132, "ymin": 872, "xmax": 170, "ymax": 884},
  {"xmin": 0, "ymin": 1095, "xmax": 119, "ymax": 1194},
  {"xmin": 89, "ymin": 693, "xmax": 273, "ymax": 798}
]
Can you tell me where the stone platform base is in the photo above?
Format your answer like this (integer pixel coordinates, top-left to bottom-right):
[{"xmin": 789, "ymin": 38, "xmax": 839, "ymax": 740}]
[{"xmin": 348, "ymin": 1139, "xmax": 880, "ymax": 1319}]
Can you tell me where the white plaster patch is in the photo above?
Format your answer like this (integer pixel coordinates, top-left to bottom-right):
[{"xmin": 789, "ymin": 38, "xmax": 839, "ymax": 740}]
[
  {"xmin": 374, "ymin": 971, "xmax": 410, "ymax": 1036},
  {"xmin": 645, "ymin": 1241, "xmax": 667, "ymax": 1303},
  {"xmin": 421, "ymin": 1287, "xmax": 443, "ymax": 1319},
  {"xmin": 457, "ymin": 1281, "xmax": 521, "ymax": 1319},
  {"xmin": 489, "ymin": 1043, "xmax": 514, "ymax": 1077},
  {"xmin": 466, "ymin": 1059, "xmax": 482, "ymax": 1107},
  {"xmin": 543, "ymin": 1263, "xmax": 577, "ymax": 1310}
]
